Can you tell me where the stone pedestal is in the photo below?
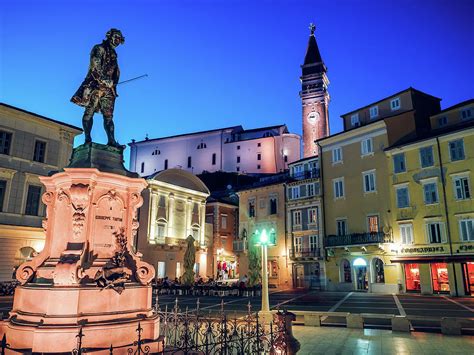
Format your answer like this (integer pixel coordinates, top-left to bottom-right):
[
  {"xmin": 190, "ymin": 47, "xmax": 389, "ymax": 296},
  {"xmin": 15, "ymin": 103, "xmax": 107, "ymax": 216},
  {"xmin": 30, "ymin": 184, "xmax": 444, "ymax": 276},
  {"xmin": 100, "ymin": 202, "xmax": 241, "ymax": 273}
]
[{"xmin": 0, "ymin": 144, "xmax": 160, "ymax": 353}]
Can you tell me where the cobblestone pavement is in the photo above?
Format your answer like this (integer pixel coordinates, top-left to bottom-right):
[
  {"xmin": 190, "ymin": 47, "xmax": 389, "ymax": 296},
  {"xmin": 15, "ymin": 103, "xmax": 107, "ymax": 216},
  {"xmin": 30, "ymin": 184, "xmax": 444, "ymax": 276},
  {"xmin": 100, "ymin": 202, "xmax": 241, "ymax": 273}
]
[{"xmin": 293, "ymin": 326, "xmax": 474, "ymax": 355}]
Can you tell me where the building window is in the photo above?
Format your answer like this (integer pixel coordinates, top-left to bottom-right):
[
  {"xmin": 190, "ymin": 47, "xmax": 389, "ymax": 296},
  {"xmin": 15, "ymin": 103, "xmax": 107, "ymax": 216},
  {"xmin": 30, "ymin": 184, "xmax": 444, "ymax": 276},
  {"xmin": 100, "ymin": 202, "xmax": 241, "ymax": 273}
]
[
  {"xmin": 284, "ymin": 155, "xmax": 288, "ymax": 163},
  {"xmin": 212, "ymin": 153, "xmax": 216, "ymax": 165},
  {"xmin": 431, "ymin": 262, "xmax": 450, "ymax": 293},
  {"xmin": 393, "ymin": 153, "xmax": 406, "ymax": 173},
  {"xmin": 308, "ymin": 208, "xmax": 318, "ymax": 225},
  {"xmin": 0, "ymin": 131, "xmax": 12, "ymax": 155},
  {"xmin": 187, "ymin": 156, "xmax": 192, "ymax": 168},
  {"xmin": 257, "ymin": 164, "xmax": 261, "ymax": 170},
  {"xmin": 156, "ymin": 223, "xmax": 166, "ymax": 240},
  {"xmin": 369, "ymin": 106, "xmax": 379, "ymax": 119},
  {"xmin": 269, "ymin": 197, "xmax": 277, "ymax": 215},
  {"xmin": 25, "ymin": 185, "xmax": 41, "ymax": 216},
  {"xmin": 157, "ymin": 261, "xmax": 166, "ymax": 279},
  {"xmin": 248, "ymin": 200, "xmax": 256, "ymax": 218},
  {"xmin": 336, "ymin": 219, "xmax": 347, "ymax": 236},
  {"xmin": 341, "ymin": 259, "xmax": 352, "ymax": 283},
  {"xmin": 164, "ymin": 159, "xmax": 168, "ymax": 170},
  {"xmin": 236, "ymin": 156, "xmax": 240, "ymax": 163},
  {"xmin": 291, "ymin": 186, "xmax": 300, "ymax": 199},
  {"xmin": 237, "ymin": 145, "xmax": 240, "ymax": 150},
  {"xmin": 221, "ymin": 215, "xmax": 227, "ymax": 229},
  {"xmin": 373, "ymin": 258, "xmax": 385, "ymax": 283},
  {"xmin": 33, "ymin": 140, "xmax": 46, "ymax": 163},
  {"xmin": 449, "ymin": 139, "xmax": 465, "ymax": 161},
  {"xmin": 293, "ymin": 210, "xmax": 302, "ymax": 226},
  {"xmin": 367, "ymin": 215, "xmax": 379, "ymax": 233},
  {"xmin": 405, "ymin": 263, "xmax": 421, "ymax": 292},
  {"xmin": 294, "ymin": 236, "xmax": 302, "ymax": 253},
  {"xmin": 400, "ymin": 223, "xmax": 413, "ymax": 244},
  {"xmin": 257, "ymin": 143, "xmax": 261, "ymax": 147},
  {"xmin": 0, "ymin": 180, "xmax": 6, "ymax": 212},
  {"xmin": 438, "ymin": 116, "xmax": 448, "ymax": 127},
  {"xmin": 152, "ymin": 149, "xmax": 160, "ymax": 156},
  {"xmin": 419, "ymin": 146, "xmax": 434, "ymax": 168},
  {"xmin": 309, "ymin": 235, "xmax": 318, "ymax": 251},
  {"xmin": 197, "ymin": 142, "xmax": 207, "ymax": 149},
  {"xmin": 307, "ymin": 183, "xmax": 315, "ymax": 196},
  {"xmin": 140, "ymin": 162, "xmax": 145, "ymax": 173},
  {"xmin": 350, "ymin": 114, "xmax": 360, "ymax": 127},
  {"xmin": 454, "ymin": 176, "xmax": 471, "ymax": 200},
  {"xmin": 257, "ymin": 153, "xmax": 261, "ymax": 161},
  {"xmin": 390, "ymin": 97, "xmax": 401, "ymax": 111},
  {"xmin": 333, "ymin": 178, "xmax": 344, "ymax": 199},
  {"xmin": 236, "ymin": 167, "xmax": 240, "ymax": 172},
  {"xmin": 363, "ymin": 171, "xmax": 376, "ymax": 193},
  {"xmin": 361, "ymin": 138, "xmax": 373, "ymax": 155},
  {"xmin": 332, "ymin": 147, "xmax": 343, "ymax": 163},
  {"xmin": 461, "ymin": 108, "xmax": 473, "ymax": 121},
  {"xmin": 460, "ymin": 219, "xmax": 474, "ymax": 242},
  {"xmin": 427, "ymin": 222, "xmax": 444, "ymax": 244},
  {"xmin": 396, "ymin": 186, "xmax": 410, "ymax": 208},
  {"xmin": 423, "ymin": 181, "xmax": 439, "ymax": 204}
]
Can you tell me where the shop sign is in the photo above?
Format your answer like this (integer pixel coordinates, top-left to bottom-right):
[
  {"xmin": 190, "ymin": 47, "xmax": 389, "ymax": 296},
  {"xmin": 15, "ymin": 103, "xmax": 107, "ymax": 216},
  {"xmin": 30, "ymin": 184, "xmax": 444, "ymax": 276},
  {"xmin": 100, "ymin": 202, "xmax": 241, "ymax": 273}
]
[
  {"xmin": 400, "ymin": 246, "xmax": 445, "ymax": 254},
  {"xmin": 459, "ymin": 245, "xmax": 474, "ymax": 252}
]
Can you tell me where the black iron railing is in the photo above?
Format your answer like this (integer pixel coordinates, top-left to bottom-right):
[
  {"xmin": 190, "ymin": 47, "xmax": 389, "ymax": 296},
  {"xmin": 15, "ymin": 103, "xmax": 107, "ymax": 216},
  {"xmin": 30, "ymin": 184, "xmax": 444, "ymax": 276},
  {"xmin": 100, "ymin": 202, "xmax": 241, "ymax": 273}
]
[
  {"xmin": 289, "ymin": 248, "xmax": 321, "ymax": 259},
  {"xmin": 325, "ymin": 232, "xmax": 392, "ymax": 248},
  {"xmin": 291, "ymin": 168, "xmax": 320, "ymax": 180}
]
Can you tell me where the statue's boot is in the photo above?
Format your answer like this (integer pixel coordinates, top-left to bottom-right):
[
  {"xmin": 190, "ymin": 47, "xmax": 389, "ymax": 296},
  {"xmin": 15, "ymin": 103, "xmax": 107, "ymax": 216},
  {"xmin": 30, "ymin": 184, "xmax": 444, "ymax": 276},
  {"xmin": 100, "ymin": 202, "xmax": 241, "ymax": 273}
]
[
  {"xmin": 82, "ymin": 116, "xmax": 93, "ymax": 144},
  {"xmin": 104, "ymin": 117, "xmax": 122, "ymax": 148}
]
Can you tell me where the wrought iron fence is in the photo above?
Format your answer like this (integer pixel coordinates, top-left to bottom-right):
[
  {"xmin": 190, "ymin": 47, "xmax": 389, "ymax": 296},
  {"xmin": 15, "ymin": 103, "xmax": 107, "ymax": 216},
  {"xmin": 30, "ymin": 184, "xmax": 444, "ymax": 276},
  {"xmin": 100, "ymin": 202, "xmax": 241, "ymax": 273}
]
[{"xmin": 1, "ymin": 298, "xmax": 294, "ymax": 354}]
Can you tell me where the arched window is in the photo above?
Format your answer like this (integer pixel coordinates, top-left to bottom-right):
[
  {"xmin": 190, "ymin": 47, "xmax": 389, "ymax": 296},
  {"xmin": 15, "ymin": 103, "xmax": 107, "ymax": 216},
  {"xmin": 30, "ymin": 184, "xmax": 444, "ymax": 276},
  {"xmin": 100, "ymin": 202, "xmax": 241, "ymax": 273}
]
[
  {"xmin": 341, "ymin": 259, "xmax": 352, "ymax": 283},
  {"xmin": 197, "ymin": 142, "xmax": 207, "ymax": 149},
  {"xmin": 373, "ymin": 258, "xmax": 385, "ymax": 283},
  {"xmin": 263, "ymin": 132, "xmax": 273, "ymax": 138},
  {"xmin": 152, "ymin": 149, "xmax": 160, "ymax": 156}
]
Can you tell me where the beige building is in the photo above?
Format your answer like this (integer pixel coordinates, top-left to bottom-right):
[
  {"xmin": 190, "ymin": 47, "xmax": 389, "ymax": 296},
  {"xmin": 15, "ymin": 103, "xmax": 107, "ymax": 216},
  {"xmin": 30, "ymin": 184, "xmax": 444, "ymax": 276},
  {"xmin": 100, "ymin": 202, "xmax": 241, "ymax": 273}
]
[
  {"xmin": 136, "ymin": 169, "xmax": 212, "ymax": 280},
  {"xmin": 0, "ymin": 103, "xmax": 82, "ymax": 281},
  {"xmin": 237, "ymin": 175, "xmax": 290, "ymax": 289}
]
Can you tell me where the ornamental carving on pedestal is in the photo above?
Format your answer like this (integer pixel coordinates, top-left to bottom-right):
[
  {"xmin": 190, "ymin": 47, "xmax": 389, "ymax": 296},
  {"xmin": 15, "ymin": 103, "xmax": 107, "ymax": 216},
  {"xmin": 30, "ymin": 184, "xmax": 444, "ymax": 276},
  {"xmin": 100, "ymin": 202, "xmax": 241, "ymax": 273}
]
[{"xmin": 70, "ymin": 184, "xmax": 91, "ymax": 239}]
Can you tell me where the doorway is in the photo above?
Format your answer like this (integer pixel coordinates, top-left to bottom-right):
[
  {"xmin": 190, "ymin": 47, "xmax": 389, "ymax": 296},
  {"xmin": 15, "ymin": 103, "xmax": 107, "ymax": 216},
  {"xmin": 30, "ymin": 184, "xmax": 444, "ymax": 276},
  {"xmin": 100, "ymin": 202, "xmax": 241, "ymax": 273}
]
[{"xmin": 295, "ymin": 265, "xmax": 305, "ymax": 288}]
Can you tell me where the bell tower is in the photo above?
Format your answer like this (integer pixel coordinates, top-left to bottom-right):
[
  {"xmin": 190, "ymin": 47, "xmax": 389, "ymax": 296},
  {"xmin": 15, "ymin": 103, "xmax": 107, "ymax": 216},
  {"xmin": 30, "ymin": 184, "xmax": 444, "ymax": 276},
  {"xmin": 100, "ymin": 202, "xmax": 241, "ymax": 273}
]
[{"xmin": 300, "ymin": 23, "xmax": 330, "ymax": 157}]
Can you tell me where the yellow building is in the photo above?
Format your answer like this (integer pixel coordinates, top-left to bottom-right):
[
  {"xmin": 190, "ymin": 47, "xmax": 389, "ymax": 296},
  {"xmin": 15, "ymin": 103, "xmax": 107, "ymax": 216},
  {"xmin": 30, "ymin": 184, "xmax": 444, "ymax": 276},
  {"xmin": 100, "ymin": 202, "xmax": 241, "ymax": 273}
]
[
  {"xmin": 386, "ymin": 99, "xmax": 474, "ymax": 296},
  {"xmin": 318, "ymin": 88, "xmax": 442, "ymax": 293},
  {"xmin": 0, "ymin": 103, "xmax": 81, "ymax": 281},
  {"xmin": 237, "ymin": 175, "xmax": 290, "ymax": 289}
]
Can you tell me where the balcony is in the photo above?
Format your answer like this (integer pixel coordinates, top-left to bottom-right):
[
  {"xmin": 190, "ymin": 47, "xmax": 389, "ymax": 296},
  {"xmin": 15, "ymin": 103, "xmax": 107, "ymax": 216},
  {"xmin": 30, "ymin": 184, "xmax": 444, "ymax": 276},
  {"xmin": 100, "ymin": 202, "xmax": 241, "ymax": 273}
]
[
  {"xmin": 289, "ymin": 248, "xmax": 321, "ymax": 259},
  {"xmin": 233, "ymin": 240, "xmax": 247, "ymax": 253},
  {"xmin": 292, "ymin": 168, "xmax": 320, "ymax": 180},
  {"xmin": 325, "ymin": 232, "xmax": 393, "ymax": 248}
]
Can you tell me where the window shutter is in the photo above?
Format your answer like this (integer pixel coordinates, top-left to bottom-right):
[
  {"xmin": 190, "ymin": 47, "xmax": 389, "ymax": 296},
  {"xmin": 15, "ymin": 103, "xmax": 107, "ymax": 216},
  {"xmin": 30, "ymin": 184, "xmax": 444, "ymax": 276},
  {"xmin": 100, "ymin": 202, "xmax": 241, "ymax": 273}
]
[{"xmin": 288, "ymin": 188, "xmax": 292, "ymax": 199}]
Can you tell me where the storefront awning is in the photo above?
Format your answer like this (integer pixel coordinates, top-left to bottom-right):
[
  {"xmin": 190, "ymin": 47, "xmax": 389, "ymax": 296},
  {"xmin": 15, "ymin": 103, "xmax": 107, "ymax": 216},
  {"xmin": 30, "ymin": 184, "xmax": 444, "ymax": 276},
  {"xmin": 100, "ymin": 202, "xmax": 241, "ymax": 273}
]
[{"xmin": 391, "ymin": 255, "xmax": 474, "ymax": 263}]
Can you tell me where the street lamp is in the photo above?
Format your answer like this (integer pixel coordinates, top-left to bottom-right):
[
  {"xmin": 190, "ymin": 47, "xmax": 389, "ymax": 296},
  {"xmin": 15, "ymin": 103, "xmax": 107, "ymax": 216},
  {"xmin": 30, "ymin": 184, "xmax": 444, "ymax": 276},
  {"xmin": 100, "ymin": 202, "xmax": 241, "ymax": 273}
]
[{"xmin": 254, "ymin": 228, "xmax": 275, "ymax": 318}]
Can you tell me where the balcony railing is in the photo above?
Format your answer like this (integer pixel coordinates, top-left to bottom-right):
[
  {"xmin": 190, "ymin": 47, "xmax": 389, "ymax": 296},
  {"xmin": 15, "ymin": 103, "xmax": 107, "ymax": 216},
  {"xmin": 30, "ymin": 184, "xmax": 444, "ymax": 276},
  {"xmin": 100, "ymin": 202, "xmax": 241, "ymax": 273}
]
[
  {"xmin": 233, "ymin": 240, "xmax": 247, "ymax": 253},
  {"xmin": 325, "ymin": 232, "xmax": 392, "ymax": 248},
  {"xmin": 289, "ymin": 248, "xmax": 321, "ymax": 259},
  {"xmin": 291, "ymin": 169, "xmax": 320, "ymax": 180}
]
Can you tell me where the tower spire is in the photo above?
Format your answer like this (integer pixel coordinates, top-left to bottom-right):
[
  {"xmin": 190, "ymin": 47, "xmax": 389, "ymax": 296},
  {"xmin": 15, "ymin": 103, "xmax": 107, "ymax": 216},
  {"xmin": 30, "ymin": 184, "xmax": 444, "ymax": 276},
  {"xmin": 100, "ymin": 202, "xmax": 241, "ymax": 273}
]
[{"xmin": 300, "ymin": 23, "xmax": 330, "ymax": 158}]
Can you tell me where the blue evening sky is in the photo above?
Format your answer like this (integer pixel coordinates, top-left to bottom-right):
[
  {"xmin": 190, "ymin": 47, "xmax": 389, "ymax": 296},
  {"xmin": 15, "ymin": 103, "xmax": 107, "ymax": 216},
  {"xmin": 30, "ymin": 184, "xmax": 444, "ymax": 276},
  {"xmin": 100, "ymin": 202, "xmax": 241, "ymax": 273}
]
[{"xmin": 1, "ymin": 0, "xmax": 473, "ymax": 165}]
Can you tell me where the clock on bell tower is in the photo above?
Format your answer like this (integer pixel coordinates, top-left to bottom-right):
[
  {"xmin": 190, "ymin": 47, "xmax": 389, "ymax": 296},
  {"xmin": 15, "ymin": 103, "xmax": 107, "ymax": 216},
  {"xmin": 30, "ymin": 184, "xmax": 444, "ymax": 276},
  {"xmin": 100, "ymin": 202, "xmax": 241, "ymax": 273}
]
[{"xmin": 300, "ymin": 23, "xmax": 330, "ymax": 158}]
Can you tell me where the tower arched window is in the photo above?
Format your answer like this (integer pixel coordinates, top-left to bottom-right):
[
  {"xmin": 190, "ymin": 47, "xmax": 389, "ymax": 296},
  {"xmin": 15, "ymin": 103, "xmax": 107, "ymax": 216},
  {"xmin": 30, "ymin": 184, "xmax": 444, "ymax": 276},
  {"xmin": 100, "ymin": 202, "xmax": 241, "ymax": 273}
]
[
  {"xmin": 197, "ymin": 142, "xmax": 207, "ymax": 149},
  {"xmin": 263, "ymin": 132, "xmax": 273, "ymax": 138},
  {"xmin": 152, "ymin": 149, "xmax": 160, "ymax": 156}
]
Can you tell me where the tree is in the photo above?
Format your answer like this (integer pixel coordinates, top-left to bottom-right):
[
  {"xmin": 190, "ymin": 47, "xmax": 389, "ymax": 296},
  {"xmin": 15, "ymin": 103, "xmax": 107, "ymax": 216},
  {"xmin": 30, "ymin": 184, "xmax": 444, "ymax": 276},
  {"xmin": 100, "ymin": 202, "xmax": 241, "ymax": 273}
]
[
  {"xmin": 182, "ymin": 235, "xmax": 196, "ymax": 286},
  {"xmin": 247, "ymin": 233, "xmax": 261, "ymax": 287}
]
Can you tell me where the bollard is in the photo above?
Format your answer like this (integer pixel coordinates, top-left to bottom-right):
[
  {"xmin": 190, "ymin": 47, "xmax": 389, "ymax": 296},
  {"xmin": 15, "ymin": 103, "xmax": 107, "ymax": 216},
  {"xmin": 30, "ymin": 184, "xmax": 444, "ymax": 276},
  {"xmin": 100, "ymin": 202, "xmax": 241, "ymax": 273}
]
[
  {"xmin": 391, "ymin": 316, "xmax": 411, "ymax": 332},
  {"xmin": 274, "ymin": 309, "xmax": 301, "ymax": 355},
  {"xmin": 304, "ymin": 313, "xmax": 321, "ymax": 327},
  {"xmin": 441, "ymin": 317, "xmax": 462, "ymax": 335},
  {"xmin": 346, "ymin": 314, "xmax": 364, "ymax": 329}
]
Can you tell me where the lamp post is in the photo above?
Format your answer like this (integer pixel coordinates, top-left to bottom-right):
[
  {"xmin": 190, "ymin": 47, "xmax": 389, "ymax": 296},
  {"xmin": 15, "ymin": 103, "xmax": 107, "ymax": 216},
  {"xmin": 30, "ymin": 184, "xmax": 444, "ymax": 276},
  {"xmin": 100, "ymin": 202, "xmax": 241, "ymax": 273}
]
[{"xmin": 255, "ymin": 228, "xmax": 275, "ymax": 319}]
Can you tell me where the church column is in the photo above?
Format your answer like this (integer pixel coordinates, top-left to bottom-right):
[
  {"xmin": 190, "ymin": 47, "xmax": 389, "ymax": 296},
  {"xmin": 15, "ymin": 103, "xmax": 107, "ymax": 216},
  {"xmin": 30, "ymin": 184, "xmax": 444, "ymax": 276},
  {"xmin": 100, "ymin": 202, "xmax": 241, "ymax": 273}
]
[
  {"xmin": 149, "ymin": 191, "xmax": 158, "ymax": 243},
  {"xmin": 167, "ymin": 193, "xmax": 175, "ymax": 238},
  {"xmin": 200, "ymin": 200, "xmax": 206, "ymax": 246}
]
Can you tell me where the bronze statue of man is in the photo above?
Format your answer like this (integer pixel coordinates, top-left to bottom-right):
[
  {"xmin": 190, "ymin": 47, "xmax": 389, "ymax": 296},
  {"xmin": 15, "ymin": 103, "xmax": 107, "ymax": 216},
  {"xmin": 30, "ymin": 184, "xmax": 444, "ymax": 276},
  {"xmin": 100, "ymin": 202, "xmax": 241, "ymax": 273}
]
[{"xmin": 71, "ymin": 28, "xmax": 125, "ymax": 147}]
